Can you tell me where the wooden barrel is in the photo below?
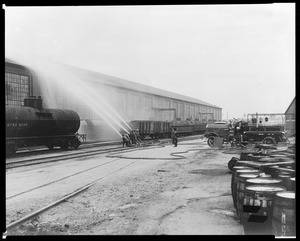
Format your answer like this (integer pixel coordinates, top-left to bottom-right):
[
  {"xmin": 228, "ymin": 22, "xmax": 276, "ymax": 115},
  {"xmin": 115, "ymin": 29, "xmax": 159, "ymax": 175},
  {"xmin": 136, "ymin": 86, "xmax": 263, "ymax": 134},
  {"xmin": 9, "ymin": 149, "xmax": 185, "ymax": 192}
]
[
  {"xmin": 290, "ymin": 178, "xmax": 295, "ymax": 191},
  {"xmin": 277, "ymin": 174, "xmax": 294, "ymax": 191},
  {"xmin": 232, "ymin": 169, "xmax": 262, "ymax": 209},
  {"xmin": 258, "ymin": 173, "xmax": 272, "ymax": 179},
  {"xmin": 283, "ymin": 177, "xmax": 295, "ymax": 191},
  {"xmin": 231, "ymin": 166, "xmax": 254, "ymax": 194},
  {"xmin": 241, "ymin": 185, "xmax": 285, "ymax": 235},
  {"xmin": 240, "ymin": 150, "xmax": 264, "ymax": 161},
  {"xmin": 245, "ymin": 178, "xmax": 284, "ymax": 187},
  {"xmin": 227, "ymin": 157, "xmax": 240, "ymax": 172},
  {"xmin": 231, "ymin": 167, "xmax": 255, "ymax": 207},
  {"xmin": 272, "ymin": 170, "xmax": 294, "ymax": 179},
  {"xmin": 237, "ymin": 177, "xmax": 284, "ymax": 221},
  {"xmin": 235, "ymin": 174, "xmax": 260, "ymax": 218},
  {"xmin": 272, "ymin": 192, "xmax": 295, "ymax": 237},
  {"xmin": 263, "ymin": 165, "xmax": 279, "ymax": 177}
]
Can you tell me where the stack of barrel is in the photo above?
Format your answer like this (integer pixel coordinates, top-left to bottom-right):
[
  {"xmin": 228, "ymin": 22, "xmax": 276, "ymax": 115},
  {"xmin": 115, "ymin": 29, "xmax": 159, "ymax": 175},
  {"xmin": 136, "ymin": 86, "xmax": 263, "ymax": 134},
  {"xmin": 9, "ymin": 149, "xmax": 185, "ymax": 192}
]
[{"xmin": 229, "ymin": 144, "xmax": 295, "ymax": 236}]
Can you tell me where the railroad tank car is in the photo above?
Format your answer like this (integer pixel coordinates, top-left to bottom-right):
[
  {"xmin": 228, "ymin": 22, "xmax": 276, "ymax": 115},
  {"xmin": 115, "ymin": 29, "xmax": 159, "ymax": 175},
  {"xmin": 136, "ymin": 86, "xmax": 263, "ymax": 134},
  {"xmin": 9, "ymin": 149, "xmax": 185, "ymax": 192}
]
[{"xmin": 6, "ymin": 106, "xmax": 81, "ymax": 154}]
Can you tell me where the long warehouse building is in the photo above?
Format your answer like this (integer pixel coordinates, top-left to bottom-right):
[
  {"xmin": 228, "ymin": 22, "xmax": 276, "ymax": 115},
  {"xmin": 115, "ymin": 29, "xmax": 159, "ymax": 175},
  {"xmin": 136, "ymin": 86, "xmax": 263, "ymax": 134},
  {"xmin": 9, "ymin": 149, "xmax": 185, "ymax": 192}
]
[{"xmin": 5, "ymin": 57, "xmax": 222, "ymax": 141}]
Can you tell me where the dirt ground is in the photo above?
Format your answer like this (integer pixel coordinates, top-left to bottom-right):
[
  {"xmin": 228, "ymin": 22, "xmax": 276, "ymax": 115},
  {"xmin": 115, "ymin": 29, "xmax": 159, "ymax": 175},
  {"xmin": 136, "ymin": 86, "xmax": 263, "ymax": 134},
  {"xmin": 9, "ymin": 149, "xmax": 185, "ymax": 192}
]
[{"xmin": 6, "ymin": 138, "xmax": 247, "ymax": 236}]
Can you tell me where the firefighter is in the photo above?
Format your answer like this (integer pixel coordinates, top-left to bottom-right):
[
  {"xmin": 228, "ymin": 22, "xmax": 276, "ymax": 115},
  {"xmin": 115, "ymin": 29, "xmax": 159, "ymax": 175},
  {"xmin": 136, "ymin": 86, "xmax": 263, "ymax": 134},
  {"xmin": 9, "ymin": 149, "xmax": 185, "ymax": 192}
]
[
  {"xmin": 135, "ymin": 130, "xmax": 143, "ymax": 145},
  {"xmin": 129, "ymin": 130, "xmax": 137, "ymax": 145},
  {"xmin": 123, "ymin": 133, "xmax": 131, "ymax": 147},
  {"xmin": 122, "ymin": 134, "xmax": 127, "ymax": 147},
  {"xmin": 173, "ymin": 128, "xmax": 178, "ymax": 147}
]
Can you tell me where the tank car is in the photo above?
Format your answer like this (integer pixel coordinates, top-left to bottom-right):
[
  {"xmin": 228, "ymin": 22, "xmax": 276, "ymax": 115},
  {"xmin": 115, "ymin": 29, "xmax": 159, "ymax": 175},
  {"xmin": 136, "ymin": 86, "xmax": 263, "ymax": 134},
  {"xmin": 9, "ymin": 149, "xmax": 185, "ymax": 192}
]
[{"xmin": 6, "ymin": 104, "xmax": 81, "ymax": 154}]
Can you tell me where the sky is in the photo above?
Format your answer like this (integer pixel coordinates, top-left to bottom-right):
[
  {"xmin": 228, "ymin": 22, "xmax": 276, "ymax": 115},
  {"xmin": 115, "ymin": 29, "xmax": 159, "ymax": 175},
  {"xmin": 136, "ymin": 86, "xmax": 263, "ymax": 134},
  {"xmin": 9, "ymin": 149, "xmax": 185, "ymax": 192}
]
[{"xmin": 4, "ymin": 4, "xmax": 295, "ymax": 120}]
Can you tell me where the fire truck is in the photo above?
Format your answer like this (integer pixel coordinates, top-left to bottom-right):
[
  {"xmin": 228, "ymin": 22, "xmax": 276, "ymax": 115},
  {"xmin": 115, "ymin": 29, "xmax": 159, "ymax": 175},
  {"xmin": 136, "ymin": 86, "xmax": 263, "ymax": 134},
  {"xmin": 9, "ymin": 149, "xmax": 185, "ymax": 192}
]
[{"xmin": 204, "ymin": 113, "xmax": 288, "ymax": 147}]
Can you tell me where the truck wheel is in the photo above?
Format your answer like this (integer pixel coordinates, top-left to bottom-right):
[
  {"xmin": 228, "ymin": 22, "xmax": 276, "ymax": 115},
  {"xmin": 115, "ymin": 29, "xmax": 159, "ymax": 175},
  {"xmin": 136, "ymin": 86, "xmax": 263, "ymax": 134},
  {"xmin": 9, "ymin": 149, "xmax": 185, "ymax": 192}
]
[
  {"xmin": 261, "ymin": 137, "xmax": 276, "ymax": 145},
  {"xmin": 207, "ymin": 136, "xmax": 215, "ymax": 147}
]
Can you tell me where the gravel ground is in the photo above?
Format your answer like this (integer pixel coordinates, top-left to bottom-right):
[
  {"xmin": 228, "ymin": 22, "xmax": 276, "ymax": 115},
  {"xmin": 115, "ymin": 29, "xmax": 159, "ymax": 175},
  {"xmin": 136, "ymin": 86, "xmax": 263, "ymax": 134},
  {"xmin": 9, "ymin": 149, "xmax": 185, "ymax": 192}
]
[{"xmin": 6, "ymin": 139, "xmax": 245, "ymax": 236}]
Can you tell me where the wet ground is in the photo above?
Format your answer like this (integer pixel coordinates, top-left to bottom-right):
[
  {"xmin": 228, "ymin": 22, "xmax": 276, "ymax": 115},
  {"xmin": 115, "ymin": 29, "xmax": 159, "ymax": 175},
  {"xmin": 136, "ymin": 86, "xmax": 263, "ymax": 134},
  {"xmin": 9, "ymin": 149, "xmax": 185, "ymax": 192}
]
[{"xmin": 6, "ymin": 137, "xmax": 246, "ymax": 236}]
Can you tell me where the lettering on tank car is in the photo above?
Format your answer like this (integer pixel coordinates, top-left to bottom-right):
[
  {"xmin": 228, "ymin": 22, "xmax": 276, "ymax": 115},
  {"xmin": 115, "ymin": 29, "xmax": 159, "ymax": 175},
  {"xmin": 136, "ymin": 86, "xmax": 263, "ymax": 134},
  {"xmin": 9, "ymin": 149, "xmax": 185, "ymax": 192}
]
[{"xmin": 7, "ymin": 122, "xmax": 28, "ymax": 127}]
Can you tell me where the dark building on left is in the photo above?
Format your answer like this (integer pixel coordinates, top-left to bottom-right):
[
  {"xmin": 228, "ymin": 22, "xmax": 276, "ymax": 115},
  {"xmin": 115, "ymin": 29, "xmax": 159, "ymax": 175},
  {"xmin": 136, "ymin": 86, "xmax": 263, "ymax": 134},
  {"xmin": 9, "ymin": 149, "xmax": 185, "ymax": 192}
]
[{"xmin": 5, "ymin": 57, "xmax": 33, "ymax": 106}]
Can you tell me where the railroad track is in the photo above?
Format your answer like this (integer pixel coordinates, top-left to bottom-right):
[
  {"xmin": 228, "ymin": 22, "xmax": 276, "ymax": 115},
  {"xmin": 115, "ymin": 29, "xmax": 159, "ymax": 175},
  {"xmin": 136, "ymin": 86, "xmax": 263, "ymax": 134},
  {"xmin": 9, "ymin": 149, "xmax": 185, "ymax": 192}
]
[
  {"xmin": 5, "ymin": 135, "xmax": 205, "ymax": 232},
  {"xmin": 6, "ymin": 135, "xmax": 204, "ymax": 169},
  {"xmin": 6, "ymin": 143, "xmax": 160, "ymax": 169},
  {"xmin": 6, "ymin": 157, "xmax": 140, "ymax": 232}
]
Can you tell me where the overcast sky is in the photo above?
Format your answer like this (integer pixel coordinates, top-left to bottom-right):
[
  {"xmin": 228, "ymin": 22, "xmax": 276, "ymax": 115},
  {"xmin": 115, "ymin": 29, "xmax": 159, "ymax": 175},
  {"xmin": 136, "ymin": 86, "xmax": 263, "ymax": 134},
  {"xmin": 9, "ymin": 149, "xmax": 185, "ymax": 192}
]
[{"xmin": 5, "ymin": 4, "xmax": 295, "ymax": 119}]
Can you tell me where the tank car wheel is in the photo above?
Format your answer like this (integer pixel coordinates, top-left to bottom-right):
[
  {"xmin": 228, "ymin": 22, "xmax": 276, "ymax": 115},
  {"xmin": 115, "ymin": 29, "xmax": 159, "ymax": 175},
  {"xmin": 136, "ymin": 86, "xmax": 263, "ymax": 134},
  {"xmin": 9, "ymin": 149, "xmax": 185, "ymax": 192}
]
[
  {"xmin": 60, "ymin": 140, "xmax": 69, "ymax": 150},
  {"xmin": 47, "ymin": 144, "xmax": 54, "ymax": 150},
  {"xmin": 7, "ymin": 144, "xmax": 16, "ymax": 155},
  {"xmin": 73, "ymin": 140, "xmax": 80, "ymax": 150},
  {"xmin": 261, "ymin": 137, "xmax": 276, "ymax": 145},
  {"xmin": 207, "ymin": 136, "xmax": 215, "ymax": 147}
]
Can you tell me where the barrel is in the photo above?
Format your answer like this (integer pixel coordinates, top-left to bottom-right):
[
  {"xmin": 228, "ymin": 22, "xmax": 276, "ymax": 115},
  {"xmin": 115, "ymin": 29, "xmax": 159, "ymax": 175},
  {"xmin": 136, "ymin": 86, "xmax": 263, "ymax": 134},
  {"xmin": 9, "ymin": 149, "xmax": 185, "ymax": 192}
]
[
  {"xmin": 236, "ymin": 177, "xmax": 283, "ymax": 221},
  {"xmin": 272, "ymin": 192, "xmax": 295, "ymax": 237},
  {"xmin": 245, "ymin": 178, "xmax": 284, "ymax": 187},
  {"xmin": 228, "ymin": 157, "xmax": 245, "ymax": 171},
  {"xmin": 283, "ymin": 177, "xmax": 295, "ymax": 191},
  {"xmin": 231, "ymin": 167, "xmax": 256, "ymax": 207},
  {"xmin": 258, "ymin": 173, "xmax": 272, "ymax": 179},
  {"xmin": 290, "ymin": 178, "xmax": 295, "ymax": 191},
  {"xmin": 271, "ymin": 169, "xmax": 294, "ymax": 179},
  {"xmin": 263, "ymin": 165, "xmax": 279, "ymax": 177},
  {"xmin": 276, "ymin": 175, "xmax": 294, "ymax": 191},
  {"xmin": 235, "ymin": 174, "xmax": 260, "ymax": 218},
  {"xmin": 241, "ymin": 185, "xmax": 286, "ymax": 235},
  {"xmin": 231, "ymin": 166, "xmax": 254, "ymax": 195},
  {"xmin": 240, "ymin": 150, "xmax": 263, "ymax": 161},
  {"xmin": 231, "ymin": 169, "xmax": 262, "ymax": 209}
]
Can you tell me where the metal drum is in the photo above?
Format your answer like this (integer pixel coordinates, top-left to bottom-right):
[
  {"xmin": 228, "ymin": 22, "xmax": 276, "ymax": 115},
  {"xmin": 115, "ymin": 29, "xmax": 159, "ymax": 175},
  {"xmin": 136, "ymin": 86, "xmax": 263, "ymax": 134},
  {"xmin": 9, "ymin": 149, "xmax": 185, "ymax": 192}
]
[
  {"xmin": 241, "ymin": 185, "xmax": 286, "ymax": 235},
  {"xmin": 272, "ymin": 192, "xmax": 295, "ymax": 237}
]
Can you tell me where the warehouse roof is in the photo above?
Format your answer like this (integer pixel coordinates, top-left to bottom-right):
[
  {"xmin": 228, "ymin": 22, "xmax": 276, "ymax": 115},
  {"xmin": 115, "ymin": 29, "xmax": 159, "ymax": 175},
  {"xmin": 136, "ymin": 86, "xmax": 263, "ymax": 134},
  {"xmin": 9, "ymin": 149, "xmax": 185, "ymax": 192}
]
[
  {"xmin": 63, "ymin": 63, "xmax": 221, "ymax": 109},
  {"xmin": 5, "ymin": 57, "xmax": 221, "ymax": 109},
  {"xmin": 5, "ymin": 57, "xmax": 25, "ymax": 67}
]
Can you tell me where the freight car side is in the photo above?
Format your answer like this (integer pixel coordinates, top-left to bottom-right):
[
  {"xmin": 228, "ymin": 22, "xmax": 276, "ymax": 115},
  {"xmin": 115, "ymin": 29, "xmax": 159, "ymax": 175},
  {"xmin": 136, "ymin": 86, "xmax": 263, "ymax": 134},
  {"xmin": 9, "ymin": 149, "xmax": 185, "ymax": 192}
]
[{"xmin": 125, "ymin": 120, "xmax": 170, "ymax": 139}]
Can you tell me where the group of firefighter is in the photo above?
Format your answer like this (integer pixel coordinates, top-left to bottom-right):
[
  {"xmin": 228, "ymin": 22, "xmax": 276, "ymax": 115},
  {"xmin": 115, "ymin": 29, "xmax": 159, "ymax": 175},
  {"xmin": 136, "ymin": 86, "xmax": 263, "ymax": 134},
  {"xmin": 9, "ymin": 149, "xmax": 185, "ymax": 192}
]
[
  {"xmin": 121, "ymin": 127, "xmax": 178, "ymax": 147},
  {"xmin": 122, "ymin": 130, "xmax": 143, "ymax": 147}
]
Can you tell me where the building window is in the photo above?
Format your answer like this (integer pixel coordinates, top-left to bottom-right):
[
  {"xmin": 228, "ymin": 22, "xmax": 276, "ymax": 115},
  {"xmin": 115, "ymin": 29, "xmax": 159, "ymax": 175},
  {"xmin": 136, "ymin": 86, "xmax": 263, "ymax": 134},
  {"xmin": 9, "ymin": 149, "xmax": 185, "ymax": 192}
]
[{"xmin": 5, "ymin": 72, "xmax": 30, "ymax": 106}]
